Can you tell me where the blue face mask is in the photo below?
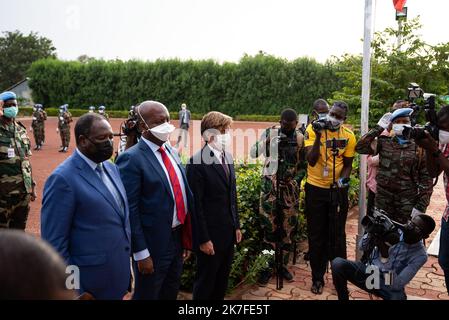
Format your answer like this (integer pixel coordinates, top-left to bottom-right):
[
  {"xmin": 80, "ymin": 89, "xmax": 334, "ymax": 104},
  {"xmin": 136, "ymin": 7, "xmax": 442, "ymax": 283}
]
[
  {"xmin": 396, "ymin": 136, "xmax": 409, "ymax": 145},
  {"xmin": 3, "ymin": 106, "xmax": 18, "ymax": 118}
]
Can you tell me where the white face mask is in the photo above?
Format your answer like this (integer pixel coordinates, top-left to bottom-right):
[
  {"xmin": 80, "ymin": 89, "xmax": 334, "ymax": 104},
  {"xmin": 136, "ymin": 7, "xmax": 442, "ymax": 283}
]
[
  {"xmin": 392, "ymin": 123, "xmax": 409, "ymax": 136},
  {"xmin": 214, "ymin": 133, "xmax": 231, "ymax": 150},
  {"xmin": 149, "ymin": 122, "xmax": 175, "ymax": 142},
  {"xmin": 327, "ymin": 115, "xmax": 343, "ymax": 129},
  {"xmin": 439, "ymin": 130, "xmax": 449, "ymax": 144}
]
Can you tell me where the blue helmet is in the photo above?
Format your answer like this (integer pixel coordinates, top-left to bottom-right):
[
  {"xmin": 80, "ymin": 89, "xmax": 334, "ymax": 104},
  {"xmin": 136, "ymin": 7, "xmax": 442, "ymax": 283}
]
[
  {"xmin": 0, "ymin": 91, "xmax": 17, "ymax": 102},
  {"xmin": 390, "ymin": 107, "xmax": 413, "ymax": 123},
  {"xmin": 98, "ymin": 105, "xmax": 105, "ymax": 111}
]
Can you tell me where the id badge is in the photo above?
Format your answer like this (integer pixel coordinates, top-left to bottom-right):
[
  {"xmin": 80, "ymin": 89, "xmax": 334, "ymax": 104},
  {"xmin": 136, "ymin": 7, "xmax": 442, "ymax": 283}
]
[
  {"xmin": 7, "ymin": 148, "xmax": 15, "ymax": 158},
  {"xmin": 323, "ymin": 166, "xmax": 329, "ymax": 177},
  {"xmin": 32, "ymin": 117, "xmax": 37, "ymax": 121},
  {"xmin": 59, "ymin": 116, "xmax": 64, "ymax": 121}
]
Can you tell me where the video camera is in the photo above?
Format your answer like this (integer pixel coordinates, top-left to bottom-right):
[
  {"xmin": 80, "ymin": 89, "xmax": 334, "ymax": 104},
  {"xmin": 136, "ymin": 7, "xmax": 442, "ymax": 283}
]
[
  {"xmin": 122, "ymin": 106, "xmax": 139, "ymax": 136},
  {"xmin": 402, "ymin": 83, "xmax": 439, "ymax": 141},
  {"xmin": 361, "ymin": 209, "xmax": 402, "ymax": 248},
  {"xmin": 360, "ymin": 209, "xmax": 406, "ymax": 260},
  {"xmin": 311, "ymin": 118, "xmax": 333, "ymax": 132}
]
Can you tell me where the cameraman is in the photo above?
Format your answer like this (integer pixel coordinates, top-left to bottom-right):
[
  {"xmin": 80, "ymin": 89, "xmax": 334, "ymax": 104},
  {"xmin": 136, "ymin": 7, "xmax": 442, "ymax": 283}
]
[
  {"xmin": 414, "ymin": 104, "xmax": 449, "ymax": 294},
  {"xmin": 331, "ymin": 214, "xmax": 435, "ymax": 300},
  {"xmin": 250, "ymin": 108, "xmax": 306, "ymax": 286},
  {"xmin": 356, "ymin": 108, "xmax": 433, "ymax": 224},
  {"xmin": 310, "ymin": 98, "xmax": 330, "ymax": 122},
  {"xmin": 304, "ymin": 101, "xmax": 356, "ymax": 294},
  {"xmin": 119, "ymin": 105, "xmax": 140, "ymax": 153}
]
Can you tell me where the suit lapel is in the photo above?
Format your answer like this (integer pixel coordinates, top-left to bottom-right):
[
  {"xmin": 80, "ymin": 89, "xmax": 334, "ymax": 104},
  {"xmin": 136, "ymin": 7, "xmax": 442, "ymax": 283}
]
[
  {"xmin": 138, "ymin": 139, "xmax": 172, "ymax": 197},
  {"xmin": 74, "ymin": 153, "xmax": 123, "ymax": 220},
  {"xmin": 165, "ymin": 145, "xmax": 196, "ymax": 214},
  {"xmin": 103, "ymin": 162, "xmax": 131, "ymax": 241},
  {"xmin": 103, "ymin": 163, "xmax": 126, "ymax": 217},
  {"xmin": 165, "ymin": 145, "xmax": 187, "ymax": 182},
  {"xmin": 204, "ymin": 145, "xmax": 230, "ymax": 186}
]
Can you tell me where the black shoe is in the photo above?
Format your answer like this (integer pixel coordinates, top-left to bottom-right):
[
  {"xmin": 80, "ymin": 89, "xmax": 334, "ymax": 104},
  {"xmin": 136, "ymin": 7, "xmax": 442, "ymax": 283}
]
[
  {"xmin": 62, "ymin": 147, "xmax": 68, "ymax": 153},
  {"xmin": 257, "ymin": 270, "xmax": 272, "ymax": 287},
  {"xmin": 311, "ymin": 280, "xmax": 324, "ymax": 295},
  {"xmin": 34, "ymin": 145, "xmax": 39, "ymax": 150},
  {"xmin": 58, "ymin": 148, "xmax": 64, "ymax": 152},
  {"xmin": 282, "ymin": 267, "xmax": 294, "ymax": 282}
]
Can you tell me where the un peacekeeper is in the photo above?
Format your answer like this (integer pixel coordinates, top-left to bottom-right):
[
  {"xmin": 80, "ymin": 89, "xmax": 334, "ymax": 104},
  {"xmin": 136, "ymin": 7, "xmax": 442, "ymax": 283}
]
[
  {"xmin": 30, "ymin": 104, "xmax": 47, "ymax": 150},
  {"xmin": 0, "ymin": 91, "xmax": 36, "ymax": 229},
  {"xmin": 98, "ymin": 105, "xmax": 109, "ymax": 121},
  {"xmin": 56, "ymin": 104, "xmax": 73, "ymax": 153},
  {"xmin": 250, "ymin": 108, "xmax": 307, "ymax": 286},
  {"xmin": 356, "ymin": 107, "xmax": 433, "ymax": 224}
]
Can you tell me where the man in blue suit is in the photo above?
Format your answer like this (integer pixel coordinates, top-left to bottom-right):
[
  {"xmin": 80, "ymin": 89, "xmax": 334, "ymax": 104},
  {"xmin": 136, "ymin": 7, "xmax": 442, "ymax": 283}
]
[
  {"xmin": 116, "ymin": 101, "xmax": 195, "ymax": 300},
  {"xmin": 41, "ymin": 113, "xmax": 131, "ymax": 300}
]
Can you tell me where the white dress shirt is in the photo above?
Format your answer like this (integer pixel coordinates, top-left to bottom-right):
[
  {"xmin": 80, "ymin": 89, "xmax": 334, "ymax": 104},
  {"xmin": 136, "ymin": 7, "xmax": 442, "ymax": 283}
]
[{"xmin": 133, "ymin": 137, "xmax": 188, "ymax": 261}]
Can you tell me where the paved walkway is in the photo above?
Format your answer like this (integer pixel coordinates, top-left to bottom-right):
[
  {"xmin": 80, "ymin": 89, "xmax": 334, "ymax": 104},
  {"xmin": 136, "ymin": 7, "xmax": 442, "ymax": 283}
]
[{"xmin": 236, "ymin": 178, "xmax": 449, "ymax": 300}]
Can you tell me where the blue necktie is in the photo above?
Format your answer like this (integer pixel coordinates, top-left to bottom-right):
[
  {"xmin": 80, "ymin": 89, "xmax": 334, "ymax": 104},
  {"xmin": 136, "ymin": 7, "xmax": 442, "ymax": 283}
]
[{"xmin": 96, "ymin": 164, "xmax": 124, "ymax": 217}]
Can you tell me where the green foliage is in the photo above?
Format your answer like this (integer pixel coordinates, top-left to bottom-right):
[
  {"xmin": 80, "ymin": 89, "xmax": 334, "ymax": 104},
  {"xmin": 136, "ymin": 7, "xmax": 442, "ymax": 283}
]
[
  {"xmin": 18, "ymin": 106, "xmax": 285, "ymax": 123},
  {"xmin": 181, "ymin": 163, "xmax": 265, "ymax": 291},
  {"xmin": 331, "ymin": 17, "xmax": 449, "ymax": 126},
  {"xmin": 234, "ymin": 114, "xmax": 280, "ymax": 122},
  {"xmin": 28, "ymin": 53, "xmax": 339, "ymax": 115},
  {"xmin": 0, "ymin": 30, "xmax": 56, "ymax": 90},
  {"xmin": 180, "ymin": 161, "xmax": 360, "ymax": 293}
]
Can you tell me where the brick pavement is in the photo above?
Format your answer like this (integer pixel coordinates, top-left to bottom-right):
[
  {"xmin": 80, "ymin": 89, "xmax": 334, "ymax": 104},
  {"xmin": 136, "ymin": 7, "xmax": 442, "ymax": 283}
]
[{"xmin": 235, "ymin": 177, "xmax": 449, "ymax": 300}]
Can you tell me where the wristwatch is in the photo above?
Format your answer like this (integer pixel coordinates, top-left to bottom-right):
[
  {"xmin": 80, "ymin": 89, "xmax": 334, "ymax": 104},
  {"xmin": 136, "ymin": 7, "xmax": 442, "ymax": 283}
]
[{"xmin": 432, "ymin": 149, "xmax": 442, "ymax": 158}]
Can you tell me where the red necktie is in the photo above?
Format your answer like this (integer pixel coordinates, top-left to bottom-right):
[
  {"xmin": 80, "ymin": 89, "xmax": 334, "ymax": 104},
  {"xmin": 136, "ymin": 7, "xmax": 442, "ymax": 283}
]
[{"xmin": 158, "ymin": 146, "xmax": 187, "ymax": 224}]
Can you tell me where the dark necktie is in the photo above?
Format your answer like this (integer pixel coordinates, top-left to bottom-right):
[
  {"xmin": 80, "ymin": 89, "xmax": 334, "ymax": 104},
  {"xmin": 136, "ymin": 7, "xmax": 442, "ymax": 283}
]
[{"xmin": 221, "ymin": 151, "xmax": 230, "ymax": 180}]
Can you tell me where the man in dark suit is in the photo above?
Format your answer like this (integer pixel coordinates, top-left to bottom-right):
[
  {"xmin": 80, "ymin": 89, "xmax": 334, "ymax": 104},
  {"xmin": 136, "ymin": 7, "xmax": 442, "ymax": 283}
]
[
  {"xmin": 176, "ymin": 103, "xmax": 191, "ymax": 148},
  {"xmin": 41, "ymin": 113, "xmax": 131, "ymax": 300},
  {"xmin": 186, "ymin": 111, "xmax": 242, "ymax": 300},
  {"xmin": 116, "ymin": 101, "xmax": 195, "ymax": 300}
]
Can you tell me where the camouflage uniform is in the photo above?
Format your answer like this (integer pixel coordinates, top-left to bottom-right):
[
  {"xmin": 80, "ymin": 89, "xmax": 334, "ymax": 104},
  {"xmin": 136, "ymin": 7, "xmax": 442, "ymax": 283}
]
[
  {"xmin": 356, "ymin": 125, "xmax": 433, "ymax": 224},
  {"xmin": 58, "ymin": 111, "xmax": 73, "ymax": 149},
  {"xmin": 31, "ymin": 108, "xmax": 47, "ymax": 147},
  {"xmin": 0, "ymin": 117, "xmax": 34, "ymax": 229},
  {"xmin": 251, "ymin": 126, "xmax": 307, "ymax": 264}
]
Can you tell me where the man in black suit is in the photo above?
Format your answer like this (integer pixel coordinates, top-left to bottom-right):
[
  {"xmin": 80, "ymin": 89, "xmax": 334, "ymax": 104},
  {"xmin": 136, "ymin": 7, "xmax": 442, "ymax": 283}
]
[{"xmin": 187, "ymin": 111, "xmax": 242, "ymax": 300}]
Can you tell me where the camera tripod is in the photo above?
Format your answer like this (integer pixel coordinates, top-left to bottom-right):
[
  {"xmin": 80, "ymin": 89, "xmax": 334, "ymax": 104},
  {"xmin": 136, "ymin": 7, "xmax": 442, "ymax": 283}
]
[
  {"xmin": 328, "ymin": 137, "xmax": 343, "ymax": 265},
  {"xmin": 273, "ymin": 133, "xmax": 290, "ymax": 291}
]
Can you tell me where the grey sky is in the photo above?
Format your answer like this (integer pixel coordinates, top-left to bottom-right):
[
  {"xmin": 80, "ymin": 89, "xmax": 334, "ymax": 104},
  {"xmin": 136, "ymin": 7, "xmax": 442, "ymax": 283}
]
[{"xmin": 2, "ymin": 0, "xmax": 448, "ymax": 62}]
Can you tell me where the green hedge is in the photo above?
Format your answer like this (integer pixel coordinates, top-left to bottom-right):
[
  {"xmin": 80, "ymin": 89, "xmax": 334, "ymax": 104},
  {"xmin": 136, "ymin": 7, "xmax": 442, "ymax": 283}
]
[
  {"xmin": 18, "ymin": 106, "xmax": 282, "ymax": 123},
  {"xmin": 27, "ymin": 53, "xmax": 340, "ymax": 116}
]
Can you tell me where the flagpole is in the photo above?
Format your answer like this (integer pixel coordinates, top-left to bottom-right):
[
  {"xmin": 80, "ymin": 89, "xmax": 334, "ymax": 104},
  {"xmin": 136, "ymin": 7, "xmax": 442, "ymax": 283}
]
[{"xmin": 356, "ymin": 0, "xmax": 373, "ymax": 260}]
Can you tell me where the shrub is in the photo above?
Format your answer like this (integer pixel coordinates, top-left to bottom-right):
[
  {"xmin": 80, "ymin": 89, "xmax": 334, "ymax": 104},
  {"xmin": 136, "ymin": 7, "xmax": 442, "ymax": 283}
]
[{"xmin": 28, "ymin": 53, "xmax": 340, "ymax": 116}]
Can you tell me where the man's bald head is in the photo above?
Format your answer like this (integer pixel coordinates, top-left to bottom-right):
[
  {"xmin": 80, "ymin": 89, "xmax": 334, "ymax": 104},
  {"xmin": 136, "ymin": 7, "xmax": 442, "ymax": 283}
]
[
  {"xmin": 137, "ymin": 100, "xmax": 171, "ymax": 145},
  {"xmin": 137, "ymin": 101, "xmax": 169, "ymax": 125}
]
